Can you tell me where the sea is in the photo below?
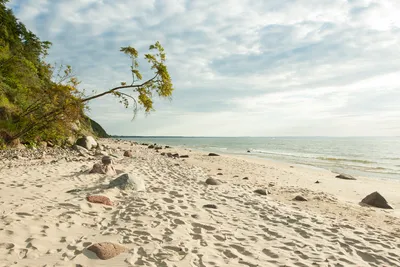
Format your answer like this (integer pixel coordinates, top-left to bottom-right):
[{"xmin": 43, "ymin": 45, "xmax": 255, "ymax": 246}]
[{"xmin": 120, "ymin": 136, "xmax": 400, "ymax": 180}]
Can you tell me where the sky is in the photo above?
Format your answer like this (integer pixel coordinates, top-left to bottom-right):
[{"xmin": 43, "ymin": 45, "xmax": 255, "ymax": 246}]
[{"xmin": 8, "ymin": 0, "xmax": 400, "ymax": 136}]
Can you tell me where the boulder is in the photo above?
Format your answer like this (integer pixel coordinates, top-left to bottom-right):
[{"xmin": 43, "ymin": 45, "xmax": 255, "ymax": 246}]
[
  {"xmin": 86, "ymin": 195, "xmax": 113, "ymax": 206},
  {"xmin": 254, "ymin": 189, "xmax": 268, "ymax": 195},
  {"xmin": 208, "ymin": 153, "xmax": 219, "ymax": 156},
  {"xmin": 87, "ymin": 242, "xmax": 128, "ymax": 260},
  {"xmin": 123, "ymin": 151, "xmax": 132, "ymax": 157},
  {"xmin": 172, "ymin": 153, "xmax": 179, "ymax": 158},
  {"xmin": 361, "ymin": 192, "xmax": 393, "ymax": 209},
  {"xmin": 155, "ymin": 146, "xmax": 162, "ymax": 150},
  {"xmin": 108, "ymin": 173, "xmax": 146, "ymax": 191},
  {"xmin": 76, "ymin": 136, "xmax": 97, "ymax": 150},
  {"xmin": 336, "ymin": 173, "xmax": 356, "ymax": 180},
  {"xmin": 148, "ymin": 145, "xmax": 155, "ymax": 149},
  {"xmin": 205, "ymin": 178, "xmax": 221, "ymax": 185}
]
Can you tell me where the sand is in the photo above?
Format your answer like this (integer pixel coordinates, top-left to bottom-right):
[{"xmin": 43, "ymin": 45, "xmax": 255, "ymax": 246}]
[{"xmin": 0, "ymin": 138, "xmax": 399, "ymax": 267}]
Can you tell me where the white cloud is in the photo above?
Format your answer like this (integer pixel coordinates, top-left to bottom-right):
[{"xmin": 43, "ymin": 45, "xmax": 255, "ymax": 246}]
[{"xmin": 8, "ymin": 0, "xmax": 400, "ymax": 136}]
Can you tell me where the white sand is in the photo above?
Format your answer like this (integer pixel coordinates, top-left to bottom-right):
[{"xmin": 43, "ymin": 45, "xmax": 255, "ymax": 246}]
[{"xmin": 0, "ymin": 138, "xmax": 399, "ymax": 267}]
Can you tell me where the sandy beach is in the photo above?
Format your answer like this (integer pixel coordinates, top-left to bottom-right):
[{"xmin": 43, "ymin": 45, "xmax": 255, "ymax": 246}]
[{"xmin": 1, "ymin": 138, "xmax": 400, "ymax": 267}]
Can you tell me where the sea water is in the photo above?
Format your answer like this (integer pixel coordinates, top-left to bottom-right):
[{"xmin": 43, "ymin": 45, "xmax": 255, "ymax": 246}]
[{"xmin": 120, "ymin": 136, "xmax": 400, "ymax": 180}]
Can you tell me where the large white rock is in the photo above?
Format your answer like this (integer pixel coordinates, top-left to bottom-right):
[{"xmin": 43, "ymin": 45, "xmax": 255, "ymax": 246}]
[
  {"xmin": 76, "ymin": 136, "xmax": 97, "ymax": 150},
  {"xmin": 108, "ymin": 173, "xmax": 146, "ymax": 191}
]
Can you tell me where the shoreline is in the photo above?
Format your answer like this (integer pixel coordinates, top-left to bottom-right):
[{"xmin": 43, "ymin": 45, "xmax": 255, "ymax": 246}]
[
  {"xmin": 1, "ymin": 138, "xmax": 399, "ymax": 266},
  {"xmin": 120, "ymin": 137, "xmax": 400, "ymax": 181}
]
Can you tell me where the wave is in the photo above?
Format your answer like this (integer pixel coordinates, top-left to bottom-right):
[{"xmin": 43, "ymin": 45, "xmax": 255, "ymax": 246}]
[{"xmin": 316, "ymin": 157, "xmax": 376, "ymax": 164}]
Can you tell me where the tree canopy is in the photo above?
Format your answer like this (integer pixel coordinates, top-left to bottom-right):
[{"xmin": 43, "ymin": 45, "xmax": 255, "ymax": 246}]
[{"xmin": 0, "ymin": 2, "xmax": 174, "ymax": 148}]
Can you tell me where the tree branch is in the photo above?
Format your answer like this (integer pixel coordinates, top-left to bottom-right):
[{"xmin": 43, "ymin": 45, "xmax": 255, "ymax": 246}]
[{"xmin": 80, "ymin": 75, "xmax": 158, "ymax": 103}]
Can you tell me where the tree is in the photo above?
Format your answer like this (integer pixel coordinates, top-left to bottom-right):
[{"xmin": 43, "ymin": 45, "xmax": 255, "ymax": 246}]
[
  {"xmin": 0, "ymin": 1, "xmax": 174, "ymax": 147},
  {"xmin": 81, "ymin": 41, "xmax": 173, "ymax": 116}
]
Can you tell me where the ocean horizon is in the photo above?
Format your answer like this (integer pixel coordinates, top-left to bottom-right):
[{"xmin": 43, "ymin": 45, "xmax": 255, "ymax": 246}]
[{"xmin": 118, "ymin": 136, "xmax": 400, "ymax": 180}]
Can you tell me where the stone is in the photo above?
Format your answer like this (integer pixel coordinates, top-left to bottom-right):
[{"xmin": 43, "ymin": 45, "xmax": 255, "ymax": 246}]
[
  {"xmin": 361, "ymin": 191, "xmax": 393, "ymax": 209},
  {"xmin": 108, "ymin": 173, "xmax": 146, "ymax": 191},
  {"xmin": 217, "ymin": 173, "xmax": 223, "ymax": 175},
  {"xmin": 102, "ymin": 156, "xmax": 112, "ymax": 165},
  {"xmin": 123, "ymin": 151, "xmax": 132, "ymax": 157},
  {"xmin": 203, "ymin": 204, "xmax": 217, "ymax": 209},
  {"xmin": 268, "ymin": 182, "xmax": 275, "ymax": 187},
  {"xmin": 315, "ymin": 180, "xmax": 320, "ymax": 184},
  {"xmin": 254, "ymin": 189, "xmax": 268, "ymax": 195},
  {"xmin": 243, "ymin": 177, "xmax": 249, "ymax": 180},
  {"xmin": 86, "ymin": 195, "xmax": 113, "ymax": 206},
  {"xmin": 172, "ymin": 153, "xmax": 179, "ymax": 158},
  {"xmin": 293, "ymin": 195, "xmax": 307, "ymax": 201},
  {"xmin": 87, "ymin": 242, "xmax": 128, "ymax": 260},
  {"xmin": 336, "ymin": 173, "xmax": 356, "ymax": 180},
  {"xmin": 208, "ymin": 153, "xmax": 219, "ymax": 156},
  {"xmin": 66, "ymin": 189, "xmax": 82, "ymax": 194},
  {"xmin": 72, "ymin": 144, "xmax": 90, "ymax": 156},
  {"xmin": 103, "ymin": 164, "xmax": 117, "ymax": 176},
  {"xmin": 247, "ymin": 150, "xmax": 250, "ymax": 153},
  {"xmin": 167, "ymin": 153, "xmax": 172, "ymax": 157},
  {"xmin": 76, "ymin": 136, "xmax": 97, "ymax": 150},
  {"xmin": 165, "ymin": 146, "xmax": 171, "ymax": 149},
  {"xmin": 148, "ymin": 145, "xmax": 155, "ymax": 149},
  {"xmin": 205, "ymin": 178, "xmax": 221, "ymax": 185},
  {"xmin": 155, "ymin": 146, "xmax": 162, "ymax": 150},
  {"xmin": 180, "ymin": 155, "xmax": 189, "ymax": 158},
  {"xmin": 89, "ymin": 163, "xmax": 104, "ymax": 174},
  {"xmin": 160, "ymin": 152, "xmax": 166, "ymax": 156}
]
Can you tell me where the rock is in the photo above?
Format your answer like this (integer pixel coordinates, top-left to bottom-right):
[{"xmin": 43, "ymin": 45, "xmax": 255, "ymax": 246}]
[
  {"xmin": 243, "ymin": 177, "xmax": 249, "ymax": 180},
  {"xmin": 172, "ymin": 153, "xmax": 179, "ymax": 158},
  {"xmin": 180, "ymin": 155, "xmax": 189, "ymax": 158},
  {"xmin": 247, "ymin": 150, "xmax": 250, "ymax": 153},
  {"xmin": 203, "ymin": 204, "xmax": 217, "ymax": 209},
  {"xmin": 361, "ymin": 192, "xmax": 393, "ymax": 209},
  {"xmin": 103, "ymin": 164, "xmax": 117, "ymax": 176},
  {"xmin": 290, "ymin": 166, "xmax": 294, "ymax": 168},
  {"xmin": 205, "ymin": 178, "xmax": 221, "ymax": 185},
  {"xmin": 208, "ymin": 153, "xmax": 219, "ymax": 156},
  {"xmin": 86, "ymin": 195, "xmax": 113, "ymax": 206},
  {"xmin": 72, "ymin": 144, "xmax": 90, "ymax": 156},
  {"xmin": 293, "ymin": 195, "xmax": 307, "ymax": 201},
  {"xmin": 148, "ymin": 145, "xmax": 155, "ymax": 149},
  {"xmin": 76, "ymin": 136, "xmax": 97, "ymax": 150},
  {"xmin": 336, "ymin": 173, "xmax": 356, "ymax": 180},
  {"xmin": 155, "ymin": 146, "xmax": 162, "ymax": 150},
  {"xmin": 102, "ymin": 156, "xmax": 112, "ymax": 165},
  {"xmin": 167, "ymin": 153, "xmax": 172, "ymax": 158},
  {"xmin": 123, "ymin": 151, "xmax": 132, "ymax": 157},
  {"xmin": 87, "ymin": 242, "xmax": 128, "ymax": 260},
  {"xmin": 108, "ymin": 173, "xmax": 146, "ymax": 191},
  {"xmin": 89, "ymin": 163, "xmax": 104, "ymax": 174},
  {"xmin": 217, "ymin": 173, "xmax": 223, "ymax": 175},
  {"xmin": 315, "ymin": 180, "xmax": 320, "ymax": 184},
  {"xmin": 268, "ymin": 182, "xmax": 275, "ymax": 187},
  {"xmin": 217, "ymin": 168, "xmax": 222, "ymax": 170},
  {"xmin": 254, "ymin": 189, "xmax": 268, "ymax": 195},
  {"xmin": 165, "ymin": 146, "xmax": 171, "ymax": 149},
  {"xmin": 95, "ymin": 149, "xmax": 108, "ymax": 156},
  {"xmin": 66, "ymin": 189, "xmax": 82, "ymax": 193},
  {"xmin": 160, "ymin": 152, "xmax": 166, "ymax": 156}
]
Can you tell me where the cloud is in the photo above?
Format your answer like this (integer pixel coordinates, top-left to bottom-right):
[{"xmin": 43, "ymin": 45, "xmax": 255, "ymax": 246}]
[{"xmin": 8, "ymin": 0, "xmax": 400, "ymax": 136}]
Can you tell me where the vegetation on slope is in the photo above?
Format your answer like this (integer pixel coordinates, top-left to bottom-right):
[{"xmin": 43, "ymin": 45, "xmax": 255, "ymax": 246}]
[{"xmin": 0, "ymin": 0, "xmax": 173, "ymax": 149}]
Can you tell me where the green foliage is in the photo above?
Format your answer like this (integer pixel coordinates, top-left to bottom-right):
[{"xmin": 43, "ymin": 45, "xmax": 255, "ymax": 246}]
[{"xmin": 0, "ymin": 1, "xmax": 174, "ymax": 148}]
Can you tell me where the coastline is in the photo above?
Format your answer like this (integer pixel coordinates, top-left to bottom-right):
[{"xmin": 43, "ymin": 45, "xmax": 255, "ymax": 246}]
[{"xmin": 0, "ymin": 138, "xmax": 399, "ymax": 266}]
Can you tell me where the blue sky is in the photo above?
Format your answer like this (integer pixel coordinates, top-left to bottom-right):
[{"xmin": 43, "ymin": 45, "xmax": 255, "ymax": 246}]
[{"xmin": 8, "ymin": 0, "xmax": 400, "ymax": 136}]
